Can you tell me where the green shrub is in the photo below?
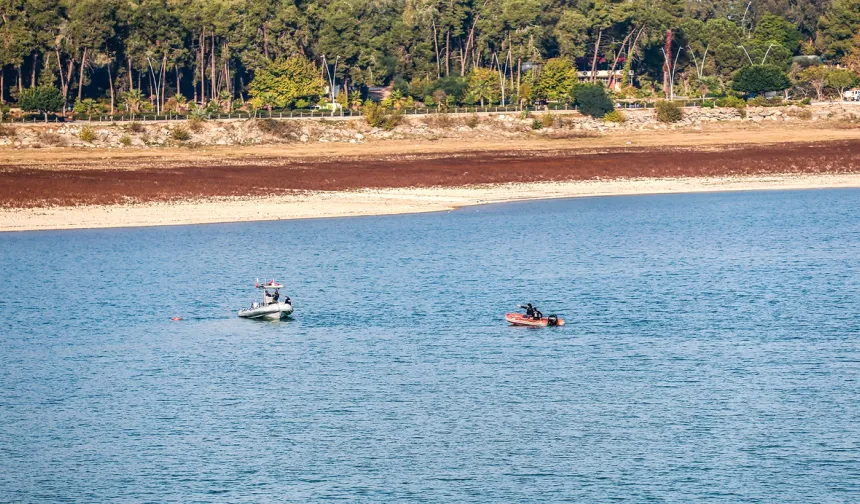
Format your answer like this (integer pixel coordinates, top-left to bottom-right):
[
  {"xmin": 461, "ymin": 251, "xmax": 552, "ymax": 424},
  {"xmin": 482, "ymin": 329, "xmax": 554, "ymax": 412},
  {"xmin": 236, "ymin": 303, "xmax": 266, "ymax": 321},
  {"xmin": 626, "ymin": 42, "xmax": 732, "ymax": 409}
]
[
  {"xmin": 574, "ymin": 84, "xmax": 614, "ymax": 118},
  {"xmin": 79, "ymin": 126, "xmax": 96, "ymax": 142},
  {"xmin": 540, "ymin": 113, "xmax": 556, "ymax": 128},
  {"xmin": 655, "ymin": 100, "xmax": 683, "ymax": 123},
  {"xmin": 531, "ymin": 118, "xmax": 543, "ymax": 130},
  {"xmin": 701, "ymin": 100, "xmax": 715, "ymax": 108},
  {"xmin": 603, "ymin": 110, "xmax": 626, "ymax": 123},
  {"xmin": 746, "ymin": 96, "xmax": 785, "ymax": 107},
  {"xmin": 19, "ymin": 85, "xmax": 64, "ymax": 122},
  {"xmin": 0, "ymin": 104, "xmax": 10, "ymax": 122},
  {"xmin": 188, "ymin": 107, "xmax": 208, "ymax": 121},
  {"xmin": 466, "ymin": 113, "xmax": 479, "ymax": 128},
  {"xmin": 715, "ymin": 95, "xmax": 746, "ymax": 109},
  {"xmin": 119, "ymin": 134, "xmax": 132, "ymax": 146},
  {"xmin": 363, "ymin": 101, "xmax": 402, "ymax": 130},
  {"xmin": 732, "ymin": 65, "xmax": 791, "ymax": 95},
  {"xmin": 801, "ymin": 97, "xmax": 812, "ymax": 106},
  {"xmin": 170, "ymin": 126, "xmax": 191, "ymax": 141}
]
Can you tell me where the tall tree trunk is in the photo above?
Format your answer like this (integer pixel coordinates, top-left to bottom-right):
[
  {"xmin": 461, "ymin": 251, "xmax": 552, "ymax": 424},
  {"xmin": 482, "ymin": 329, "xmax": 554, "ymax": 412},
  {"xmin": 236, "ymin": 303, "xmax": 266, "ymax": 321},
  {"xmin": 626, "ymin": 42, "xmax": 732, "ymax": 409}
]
[
  {"xmin": 590, "ymin": 29, "xmax": 602, "ymax": 84},
  {"xmin": 432, "ymin": 19, "xmax": 441, "ymax": 79},
  {"xmin": 128, "ymin": 57, "xmax": 133, "ymax": 91},
  {"xmin": 17, "ymin": 65, "xmax": 22, "ymax": 94},
  {"xmin": 263, "ymin": 25, "xmax": 269, "ymax": 60},
  {"xmin": 211, "ymin": 32, "xmax": 216, "ymax": 104},
  {"xmin": 31, "ymin": 53, "xmax": 37, "ymax": 87},
  {"xmin": 55, "ymin": 50, "xmax": 67, "ymax": 104},
  {"xmin": 608, "ymin": 29, "xmax": 635, "ymax": 91},
  {"xmin": 161, "ymin": 54, "xmax": 167, "ymax": 112},
  {"xmin": 77, "ymin": 47, "xmax": 88, "ymax": 103},
  {"xmin": 175, "ymin": 65, "xmax": 180, "ymax": 100},
  {"xmin": 107, "ymin": 63, "xmax": 115, "ymax": 114},
  {"xmin": 462, "ymin": 15, "xmax": 480, "ymax": 76},
  {"xmin": 1, "ymin": 71, "xmax": 4, "ymax": 104},
  {"xmin": 517, "ymin": 57, "xmax": 521, "ymax": 107},
  {"xmin": 200, "ymin": 29, "xmax": 205, "ymax": 104},
  {"xmin": 663, "ymin": 29, "xmax": 673, "ymax": 99},
  {"xmin": 445, "ymin": 30, "xmax": 450, "ymax": 76}
]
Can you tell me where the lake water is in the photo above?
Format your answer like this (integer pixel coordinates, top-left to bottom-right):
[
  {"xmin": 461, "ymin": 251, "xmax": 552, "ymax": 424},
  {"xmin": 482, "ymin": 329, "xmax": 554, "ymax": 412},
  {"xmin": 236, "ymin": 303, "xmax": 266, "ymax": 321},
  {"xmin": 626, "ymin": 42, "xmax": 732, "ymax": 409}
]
[{"xmin": 1, "ymin": 189, "xmax": 859, "ymax": 502}]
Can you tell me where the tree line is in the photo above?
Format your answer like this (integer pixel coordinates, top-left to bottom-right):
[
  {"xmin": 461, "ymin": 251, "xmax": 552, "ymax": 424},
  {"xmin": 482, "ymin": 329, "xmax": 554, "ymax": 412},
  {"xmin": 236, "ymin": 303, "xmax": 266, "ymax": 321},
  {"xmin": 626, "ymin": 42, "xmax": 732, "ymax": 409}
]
[{"xmin": 1, "ymin": 0, "xmax": 859, "ymax": 117}]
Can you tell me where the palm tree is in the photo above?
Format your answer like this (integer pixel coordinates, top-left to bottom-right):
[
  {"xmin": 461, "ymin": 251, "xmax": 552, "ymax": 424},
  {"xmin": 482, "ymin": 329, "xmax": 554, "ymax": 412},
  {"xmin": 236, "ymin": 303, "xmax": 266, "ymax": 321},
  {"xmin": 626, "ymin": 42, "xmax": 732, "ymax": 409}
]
[{"xmin": 122, "ymin": 89, "xmax": 145, "ymax": 119}]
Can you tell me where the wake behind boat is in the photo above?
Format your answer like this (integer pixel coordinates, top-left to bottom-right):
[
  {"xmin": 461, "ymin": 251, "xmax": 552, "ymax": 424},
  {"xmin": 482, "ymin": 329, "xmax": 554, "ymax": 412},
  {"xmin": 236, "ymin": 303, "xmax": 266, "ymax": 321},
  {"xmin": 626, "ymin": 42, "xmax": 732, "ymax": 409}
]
[{"xmin": 238, "ymin": 280, "xmax": 294, "ymax": 320}]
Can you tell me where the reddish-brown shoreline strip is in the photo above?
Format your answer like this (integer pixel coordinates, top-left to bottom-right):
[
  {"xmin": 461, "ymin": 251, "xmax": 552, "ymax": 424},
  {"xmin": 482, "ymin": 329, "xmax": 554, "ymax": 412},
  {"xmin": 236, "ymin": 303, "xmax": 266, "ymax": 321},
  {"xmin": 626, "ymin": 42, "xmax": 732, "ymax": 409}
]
[{"xmin": 2, "ymin": 140, "xmax": 859, "ymax": 208}]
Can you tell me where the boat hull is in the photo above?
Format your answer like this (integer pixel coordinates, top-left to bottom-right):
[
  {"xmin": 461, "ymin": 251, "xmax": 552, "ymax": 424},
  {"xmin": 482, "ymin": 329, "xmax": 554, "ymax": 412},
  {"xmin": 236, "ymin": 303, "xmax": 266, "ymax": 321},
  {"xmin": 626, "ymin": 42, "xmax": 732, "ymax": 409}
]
[
  {"xmin": 238, "ymin": 302, "xmax": 293, "ymax": 320},
  {"xmin": 505, "ymin": 313, "xmax": 565, "ymax": 327}
]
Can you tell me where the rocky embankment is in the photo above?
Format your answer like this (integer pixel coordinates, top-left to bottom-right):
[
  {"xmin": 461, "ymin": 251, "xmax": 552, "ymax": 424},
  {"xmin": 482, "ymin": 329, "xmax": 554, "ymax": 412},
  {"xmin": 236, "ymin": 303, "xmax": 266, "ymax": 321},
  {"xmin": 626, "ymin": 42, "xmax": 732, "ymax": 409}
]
[{"xmin": 0, "ymin": 103, "xmax": 857, "ymax": 149}]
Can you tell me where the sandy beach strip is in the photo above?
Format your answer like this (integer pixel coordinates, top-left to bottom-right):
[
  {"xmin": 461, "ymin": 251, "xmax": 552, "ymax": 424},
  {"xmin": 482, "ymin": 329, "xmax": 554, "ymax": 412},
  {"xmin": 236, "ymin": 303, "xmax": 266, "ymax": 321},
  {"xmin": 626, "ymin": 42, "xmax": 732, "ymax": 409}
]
[{"xmin": 3, "ymin": 173, "xmax": 859, "ymax": 232}]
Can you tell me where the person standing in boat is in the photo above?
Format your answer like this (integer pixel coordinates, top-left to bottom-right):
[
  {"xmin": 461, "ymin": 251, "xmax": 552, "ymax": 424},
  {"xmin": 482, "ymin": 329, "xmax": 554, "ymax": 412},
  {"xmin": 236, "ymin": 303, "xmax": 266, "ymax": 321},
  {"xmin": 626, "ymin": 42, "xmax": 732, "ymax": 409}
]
[
  {"xmin": 264, "ymin": 290, "xmax": 273, "ymax": 305},
  {"xmin": 271, "ymin": 290, "xmax": 280, "ymax": 303}
]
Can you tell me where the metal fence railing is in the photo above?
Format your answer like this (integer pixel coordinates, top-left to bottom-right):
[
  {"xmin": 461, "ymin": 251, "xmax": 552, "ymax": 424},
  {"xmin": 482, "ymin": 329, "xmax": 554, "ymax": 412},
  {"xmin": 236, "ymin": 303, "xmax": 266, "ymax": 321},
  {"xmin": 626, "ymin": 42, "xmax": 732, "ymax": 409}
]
[{"xmin": 0, "ymin": 97, "xmax": 827, "ymax": 124}]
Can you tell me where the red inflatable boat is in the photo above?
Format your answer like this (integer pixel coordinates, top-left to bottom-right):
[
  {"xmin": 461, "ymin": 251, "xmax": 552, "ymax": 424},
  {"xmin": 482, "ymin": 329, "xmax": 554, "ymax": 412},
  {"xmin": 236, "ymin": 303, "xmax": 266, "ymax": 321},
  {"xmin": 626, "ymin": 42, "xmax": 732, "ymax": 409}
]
[{"xmin": 505, "ymin": 313, "xmax": 565, "ymax": 327}]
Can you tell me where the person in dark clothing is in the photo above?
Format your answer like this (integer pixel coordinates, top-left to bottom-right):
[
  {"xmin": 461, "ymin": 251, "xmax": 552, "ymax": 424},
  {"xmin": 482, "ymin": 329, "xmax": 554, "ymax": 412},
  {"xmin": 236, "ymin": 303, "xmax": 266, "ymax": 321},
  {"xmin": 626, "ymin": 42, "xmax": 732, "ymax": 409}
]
[
  {"xmin": 272, "ymin": 290, "xmax": 280, "ymax": 303},
  {"xmin": 519, "ymin": 303, "xmax": 536, "ymax": 318},
  {"xmin": 533, "ymin": 308, "xmax": 543, "ymax": 319}
]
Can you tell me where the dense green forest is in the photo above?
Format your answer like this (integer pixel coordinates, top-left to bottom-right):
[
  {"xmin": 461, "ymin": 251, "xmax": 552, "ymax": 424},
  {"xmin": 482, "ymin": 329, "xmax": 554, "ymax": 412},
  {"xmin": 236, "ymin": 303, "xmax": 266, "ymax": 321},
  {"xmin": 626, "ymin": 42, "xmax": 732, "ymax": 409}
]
[{"xmin": 1, "ymin": 0, "xmax": 859, "ymax": 115}]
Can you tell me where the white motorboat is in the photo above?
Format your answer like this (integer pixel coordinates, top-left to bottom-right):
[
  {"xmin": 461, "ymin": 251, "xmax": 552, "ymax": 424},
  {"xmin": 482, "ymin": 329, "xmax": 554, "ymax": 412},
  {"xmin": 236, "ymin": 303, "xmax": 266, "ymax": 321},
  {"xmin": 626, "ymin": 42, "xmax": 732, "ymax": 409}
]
[{"xmin": 238, "ymin": 280, "xmax": 293, "ymax": 320}]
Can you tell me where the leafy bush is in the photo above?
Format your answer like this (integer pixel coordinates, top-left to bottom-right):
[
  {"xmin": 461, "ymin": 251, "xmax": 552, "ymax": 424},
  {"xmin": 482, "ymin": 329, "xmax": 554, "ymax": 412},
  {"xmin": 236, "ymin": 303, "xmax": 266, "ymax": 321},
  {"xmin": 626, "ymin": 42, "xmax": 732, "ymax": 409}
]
[
  {"xmin": 747, "ymin": 96, "xmax": 785, "ymax": 107},
  {"xmin": 655, "ymin": 101, "xmax": 683, "ymax": 123},
  {"xmin": 732, "ymin": 65, "xmax": 791, "ymax": 95},
  {"xmin": 716, "ymin": 96, "xmax": 746, "ymax": 109},
  {"xmin": 0, "ymin": 104, "xmax": 10, "ymax": 122},
  {"xmin": 79, "ymin": 126, "xmax": 96, "ymax": 142},
  {"xmin": 574, "ymin": 84, "xmax": 614, "ymax": 118},
  {"xmin": 540, "ymin": 113, "xmax": 556, "ymax": 128},
  {"xmin": 701, "ymin": 100, "xmax": 715, "ymax": 108},
  {"xmin": 188, "ymin": 107, "xmax": 208, "ymax": 121},
  {"xmin": 19, "ymin": 85, "xmax": 64, "ymax": 121},
  {"xmin": 119, "ymin": 134, "xmax": 132, "ymax": 146},
  {"xmin": 531, "ymin": 118, "xmax": 543, "ymax": 130},
  {"xmin": 603, "ymin": 110, "xmax": 626, "ymax": 123},
  {"xmin": 801, "ymin": 97, "xmax": 812, "ymax": 106},
  {"xmin": 127, "ymin": 122, "xmax": 145, "ymax": 133},
  {"xmin": 466, "ymin": 114, "xmax": 479, "ymax": 128},
  {"xmin": 170, "ymin": 126, "xmax": 191, "ymax": 141},
  {"xmin": 363, "ymin": 101, "xmax": 402, "ymax": 130}
]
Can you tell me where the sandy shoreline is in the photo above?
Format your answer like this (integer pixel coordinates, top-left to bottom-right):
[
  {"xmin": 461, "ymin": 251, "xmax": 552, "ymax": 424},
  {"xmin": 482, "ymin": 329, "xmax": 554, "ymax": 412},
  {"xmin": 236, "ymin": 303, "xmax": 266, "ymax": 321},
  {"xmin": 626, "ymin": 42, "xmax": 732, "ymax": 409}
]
[{"xmin": 3, "ymin": 173, "xmax": 859, "ymax": 232}]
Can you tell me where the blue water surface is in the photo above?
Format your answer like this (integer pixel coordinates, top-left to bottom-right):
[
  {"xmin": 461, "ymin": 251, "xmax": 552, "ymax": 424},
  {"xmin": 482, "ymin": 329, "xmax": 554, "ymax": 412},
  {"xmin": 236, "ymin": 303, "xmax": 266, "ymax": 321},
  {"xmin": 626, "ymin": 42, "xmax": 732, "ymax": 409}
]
[{"xmin": 1, "ymin": 189, "xmax": 859, "ymax": 502}]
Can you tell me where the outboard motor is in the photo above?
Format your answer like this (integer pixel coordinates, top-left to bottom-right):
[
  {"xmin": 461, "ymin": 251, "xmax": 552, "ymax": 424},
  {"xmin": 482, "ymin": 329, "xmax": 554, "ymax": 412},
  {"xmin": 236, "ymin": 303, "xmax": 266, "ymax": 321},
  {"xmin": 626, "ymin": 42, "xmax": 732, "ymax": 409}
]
[{"xmin": 547, "ymin": 315, "xmax": 559, "ymax": 326}]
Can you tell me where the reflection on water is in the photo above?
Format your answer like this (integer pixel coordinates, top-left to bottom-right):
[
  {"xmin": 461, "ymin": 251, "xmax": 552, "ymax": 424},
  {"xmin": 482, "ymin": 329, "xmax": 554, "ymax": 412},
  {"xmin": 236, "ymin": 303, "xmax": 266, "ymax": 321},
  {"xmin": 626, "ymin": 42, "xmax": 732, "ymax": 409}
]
[{"xmin": 1, "ymin": 189, "xmax": 859, "ymax": 502}]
